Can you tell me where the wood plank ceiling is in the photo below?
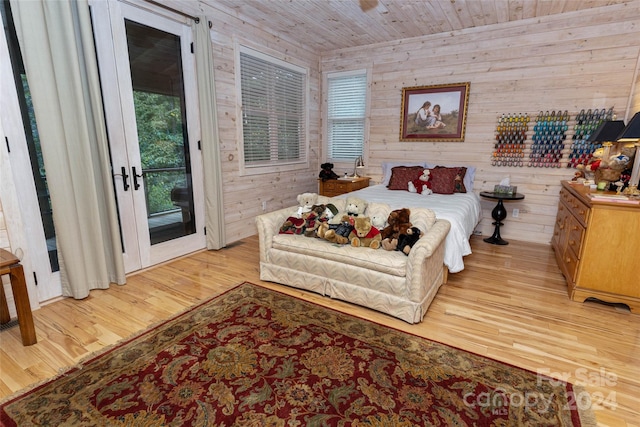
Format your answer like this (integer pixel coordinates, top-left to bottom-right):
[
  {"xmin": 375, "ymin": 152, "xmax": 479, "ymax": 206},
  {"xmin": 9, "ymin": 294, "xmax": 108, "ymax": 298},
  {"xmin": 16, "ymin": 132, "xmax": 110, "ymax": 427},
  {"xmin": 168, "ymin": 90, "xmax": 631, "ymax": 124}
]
[{"xmin": 204, "ymin": 0, "xmax": 636, "ymax": 52}]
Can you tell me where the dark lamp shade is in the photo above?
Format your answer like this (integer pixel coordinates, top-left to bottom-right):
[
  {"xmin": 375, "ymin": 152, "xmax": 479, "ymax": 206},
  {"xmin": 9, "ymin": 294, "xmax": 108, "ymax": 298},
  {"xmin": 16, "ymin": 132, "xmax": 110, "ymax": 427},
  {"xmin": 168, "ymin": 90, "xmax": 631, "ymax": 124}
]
[
  {"xmin": 587, "ymin": 120, "xmax": 625, "ymax": 143},
  {"xmin": 617, "ymin": 112, "xmax": 640, "ymax": 142}
]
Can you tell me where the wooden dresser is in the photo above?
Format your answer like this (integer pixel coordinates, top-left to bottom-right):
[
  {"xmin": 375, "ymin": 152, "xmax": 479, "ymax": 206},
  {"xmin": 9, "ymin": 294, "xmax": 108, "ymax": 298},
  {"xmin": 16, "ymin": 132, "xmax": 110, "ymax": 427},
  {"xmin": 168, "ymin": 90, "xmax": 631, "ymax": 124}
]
[
  {"xmin": 552, "ymin": 181, "xmax": 640, "ymax": 313},
  {"xmin": 318, "ymin": 177, "xmax": 370, "ymax": 197}
]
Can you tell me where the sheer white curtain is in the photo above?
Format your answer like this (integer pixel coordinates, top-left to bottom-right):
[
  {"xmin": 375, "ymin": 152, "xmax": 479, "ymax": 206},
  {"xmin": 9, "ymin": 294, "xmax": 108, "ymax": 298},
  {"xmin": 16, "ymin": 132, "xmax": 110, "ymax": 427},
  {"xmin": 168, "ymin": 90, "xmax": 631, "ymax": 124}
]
[
  {"xmin": 195, "ymin": 17, "xmax": 226, "ymax": 250},
  {"xmin": 10, "ymin": 0, "xmax": 125, "ymax": 298}
]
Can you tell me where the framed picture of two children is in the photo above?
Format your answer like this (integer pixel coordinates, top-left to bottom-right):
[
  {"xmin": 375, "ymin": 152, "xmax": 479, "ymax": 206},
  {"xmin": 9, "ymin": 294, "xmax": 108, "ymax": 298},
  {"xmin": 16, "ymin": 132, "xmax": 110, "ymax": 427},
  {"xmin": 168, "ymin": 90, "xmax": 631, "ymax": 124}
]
[{"xmin": 400, "ymin": 82, "xmax": 470, "ymax": 142}]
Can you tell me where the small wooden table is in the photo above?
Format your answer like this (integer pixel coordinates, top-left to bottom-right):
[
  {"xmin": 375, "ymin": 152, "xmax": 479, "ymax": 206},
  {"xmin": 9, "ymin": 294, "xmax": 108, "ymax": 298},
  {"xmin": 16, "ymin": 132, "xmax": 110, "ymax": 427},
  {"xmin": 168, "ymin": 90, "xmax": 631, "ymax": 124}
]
[
  {"xmin": 0, "ymin": 248, "xmax": 37, "ymax": 346},
  {"xmin": 479, "ymin": 191, "xmax": 525, "ymax": 245}
]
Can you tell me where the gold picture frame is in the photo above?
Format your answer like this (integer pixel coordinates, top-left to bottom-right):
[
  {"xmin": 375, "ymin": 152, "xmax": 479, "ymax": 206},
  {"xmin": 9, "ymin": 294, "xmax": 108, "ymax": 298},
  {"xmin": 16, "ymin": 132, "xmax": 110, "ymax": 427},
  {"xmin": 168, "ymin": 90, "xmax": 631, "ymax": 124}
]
[{"xmin": 400, "ymin": 82, "xmax": 470, "ymax": 142}]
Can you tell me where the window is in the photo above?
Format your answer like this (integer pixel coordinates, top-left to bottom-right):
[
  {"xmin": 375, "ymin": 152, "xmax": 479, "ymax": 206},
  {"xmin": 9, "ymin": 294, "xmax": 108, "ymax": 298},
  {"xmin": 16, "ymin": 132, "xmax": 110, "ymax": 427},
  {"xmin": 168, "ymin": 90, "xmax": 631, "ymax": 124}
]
[
  {"xmin": 326, "ymin": 70, "xmax": 367, "ymax": 162},
  {"xmin": 238, "ymin": 46, "xmax": 307, "ymax": 174}
]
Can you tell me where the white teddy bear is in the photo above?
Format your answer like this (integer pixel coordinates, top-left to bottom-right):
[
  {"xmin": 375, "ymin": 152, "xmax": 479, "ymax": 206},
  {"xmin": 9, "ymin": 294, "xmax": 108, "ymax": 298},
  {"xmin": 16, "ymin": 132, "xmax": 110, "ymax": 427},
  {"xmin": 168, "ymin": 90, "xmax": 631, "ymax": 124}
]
[
  {"xmin": 295, "ymin": 193, "xmax": 318, "ymax": 218},
  {"xmin": 328, "ymin": 196, "xmax": 368, "ymax": 224},
  {"xmin": 365, "ymin": 202, "xmax": 392, "ymax": 231},
  {"xmin": 408, "ymin": 169, "xmax": 433, "ymax": 195}
]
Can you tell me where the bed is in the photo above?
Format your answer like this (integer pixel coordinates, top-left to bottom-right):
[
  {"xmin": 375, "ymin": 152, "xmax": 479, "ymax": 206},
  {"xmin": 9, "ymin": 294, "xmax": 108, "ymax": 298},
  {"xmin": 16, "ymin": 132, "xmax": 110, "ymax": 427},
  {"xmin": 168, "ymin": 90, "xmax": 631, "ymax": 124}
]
[{"xmin": 337, "ymin": 162, "xmax": 482, "ymax": 273}]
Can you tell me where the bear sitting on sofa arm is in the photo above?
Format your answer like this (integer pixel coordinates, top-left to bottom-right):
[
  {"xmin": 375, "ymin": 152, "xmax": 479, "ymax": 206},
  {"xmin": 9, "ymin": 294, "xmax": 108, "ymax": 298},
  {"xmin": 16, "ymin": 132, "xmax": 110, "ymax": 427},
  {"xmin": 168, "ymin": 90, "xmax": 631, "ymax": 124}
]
[{"xmin": 255, "ymin": 194, "xmax": 451, "ymax": 324}]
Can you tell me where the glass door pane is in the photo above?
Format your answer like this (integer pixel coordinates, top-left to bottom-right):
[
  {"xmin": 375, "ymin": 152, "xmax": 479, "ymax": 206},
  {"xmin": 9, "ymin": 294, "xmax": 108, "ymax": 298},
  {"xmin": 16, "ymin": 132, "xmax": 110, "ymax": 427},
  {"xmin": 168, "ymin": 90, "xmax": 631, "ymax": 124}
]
[
  {"xmin": 91, "ymin": 0, "xmax": 205, "ymax": 273},
  {"xmin": 125, "ymin": 20, "xmax": 195, "ymax": 246}
]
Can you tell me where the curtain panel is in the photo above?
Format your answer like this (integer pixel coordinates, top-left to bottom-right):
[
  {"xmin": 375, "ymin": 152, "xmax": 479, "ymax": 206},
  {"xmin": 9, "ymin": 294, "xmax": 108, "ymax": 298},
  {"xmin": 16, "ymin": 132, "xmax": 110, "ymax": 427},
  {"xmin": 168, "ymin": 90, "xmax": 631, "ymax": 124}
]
[
  {"xmin": 10, "ymin": 0, "xmax": 125, "ymax": 298},
  {"xmin": 195, "ymin": 17, "xmax": 226, "ymax": 250}
]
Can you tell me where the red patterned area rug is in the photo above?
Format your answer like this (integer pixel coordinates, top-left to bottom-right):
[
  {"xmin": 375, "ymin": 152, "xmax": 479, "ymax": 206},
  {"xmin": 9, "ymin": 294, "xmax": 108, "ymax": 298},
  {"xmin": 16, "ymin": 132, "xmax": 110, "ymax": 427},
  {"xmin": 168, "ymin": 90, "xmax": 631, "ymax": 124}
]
[{"xmin": 1, "ymin": 282, "xmax": 595, "ymax": 426}]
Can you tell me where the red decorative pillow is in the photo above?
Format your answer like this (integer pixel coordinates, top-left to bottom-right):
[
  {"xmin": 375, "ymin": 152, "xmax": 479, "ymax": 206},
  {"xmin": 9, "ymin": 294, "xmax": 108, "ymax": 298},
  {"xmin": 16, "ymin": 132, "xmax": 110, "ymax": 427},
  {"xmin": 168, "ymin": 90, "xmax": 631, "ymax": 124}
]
[
  {"xmin": 428, "ymin": 167, "xmax": 459, "ymax": 194},
  {"xmin": 387, "ymin": 166, "xmax": 424, "ymax": 190},
  {"xmin": 434, "ymin": 166, "xmax": 467, "ymax": 193}
]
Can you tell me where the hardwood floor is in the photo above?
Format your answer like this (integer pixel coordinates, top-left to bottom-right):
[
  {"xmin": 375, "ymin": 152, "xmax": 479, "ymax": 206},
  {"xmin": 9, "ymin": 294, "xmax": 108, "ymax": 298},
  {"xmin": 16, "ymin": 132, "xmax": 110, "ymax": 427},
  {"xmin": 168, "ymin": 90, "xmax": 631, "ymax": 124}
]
[{"xmin": 1, "ymin": 235, "xmax": 638, "ymax": 426}]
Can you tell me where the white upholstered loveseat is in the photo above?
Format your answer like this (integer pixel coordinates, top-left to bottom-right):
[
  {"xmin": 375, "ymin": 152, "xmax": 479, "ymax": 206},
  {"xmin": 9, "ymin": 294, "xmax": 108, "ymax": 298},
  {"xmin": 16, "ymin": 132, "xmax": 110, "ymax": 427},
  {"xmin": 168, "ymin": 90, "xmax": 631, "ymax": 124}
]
[{"xmin": 255, "ymin": 197, "xmax": 451, "ymax": 323}]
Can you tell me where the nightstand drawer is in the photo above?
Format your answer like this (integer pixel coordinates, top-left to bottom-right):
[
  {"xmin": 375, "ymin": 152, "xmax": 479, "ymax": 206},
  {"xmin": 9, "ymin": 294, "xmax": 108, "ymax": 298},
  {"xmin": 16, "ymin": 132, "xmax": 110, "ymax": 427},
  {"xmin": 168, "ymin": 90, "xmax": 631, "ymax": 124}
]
[
  {"xmin": 319, "ymin": 177, "xmax": 370, "ymax": 197},
  {"xmin": 324, "ymin": 181, "xmax": 349, "ymax": 192}
]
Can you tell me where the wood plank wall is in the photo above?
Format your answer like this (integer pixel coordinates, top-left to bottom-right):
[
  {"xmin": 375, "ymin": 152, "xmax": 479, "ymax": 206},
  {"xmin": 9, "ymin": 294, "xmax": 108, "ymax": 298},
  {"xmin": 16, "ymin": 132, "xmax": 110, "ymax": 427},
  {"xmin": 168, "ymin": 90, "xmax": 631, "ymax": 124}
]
[
  {"xmin": 197, "ymin": 3, "xmax": 322, "ymax": 242},
  {"xmin": 194, "ymin": 0, "xmax": 640, "ymax": 246},
  {"xmin": 318, "ymin": 2, "xmax": 640, "ymax": 244}
]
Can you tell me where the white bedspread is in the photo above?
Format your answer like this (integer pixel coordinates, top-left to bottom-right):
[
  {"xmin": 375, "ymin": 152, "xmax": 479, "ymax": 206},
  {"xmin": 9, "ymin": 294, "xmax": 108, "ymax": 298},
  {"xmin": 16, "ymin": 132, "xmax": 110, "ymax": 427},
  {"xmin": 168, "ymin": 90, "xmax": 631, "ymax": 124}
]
[{"xmin": 339, "ymin": 185, "xmax": 482, "ymax": 273}]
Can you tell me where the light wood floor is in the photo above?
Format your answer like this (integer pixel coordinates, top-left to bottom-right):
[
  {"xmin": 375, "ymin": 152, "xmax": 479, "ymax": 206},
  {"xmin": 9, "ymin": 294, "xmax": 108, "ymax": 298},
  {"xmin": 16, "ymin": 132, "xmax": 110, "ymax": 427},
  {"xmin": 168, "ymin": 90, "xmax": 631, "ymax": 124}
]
[{"xmin": 1, "ymin": 235, "xmax": 638, "ymax": 426}]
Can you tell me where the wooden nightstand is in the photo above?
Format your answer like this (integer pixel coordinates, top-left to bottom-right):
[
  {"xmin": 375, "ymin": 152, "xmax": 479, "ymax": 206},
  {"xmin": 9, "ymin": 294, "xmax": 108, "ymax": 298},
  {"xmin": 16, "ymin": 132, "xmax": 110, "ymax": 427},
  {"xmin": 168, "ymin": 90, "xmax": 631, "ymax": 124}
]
[{"xmin": 318, "ymin": 177, "xmax": 370, "ymax": 197}]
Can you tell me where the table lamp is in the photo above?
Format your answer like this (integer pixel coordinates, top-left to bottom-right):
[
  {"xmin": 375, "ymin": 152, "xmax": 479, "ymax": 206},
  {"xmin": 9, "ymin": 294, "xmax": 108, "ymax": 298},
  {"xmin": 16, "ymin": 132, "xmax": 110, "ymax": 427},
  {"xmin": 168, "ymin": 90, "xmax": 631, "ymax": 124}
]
[
  {"xmin": 587, "ymin": 120, "xmax": 625, "ymax": 159},
  {"xmin": 351, "ymin": 156, "xmax": 365, "ymax": 178},
  {"xmin": 617, "ymin": 112, "xmax": 640, "ymax": 195}
]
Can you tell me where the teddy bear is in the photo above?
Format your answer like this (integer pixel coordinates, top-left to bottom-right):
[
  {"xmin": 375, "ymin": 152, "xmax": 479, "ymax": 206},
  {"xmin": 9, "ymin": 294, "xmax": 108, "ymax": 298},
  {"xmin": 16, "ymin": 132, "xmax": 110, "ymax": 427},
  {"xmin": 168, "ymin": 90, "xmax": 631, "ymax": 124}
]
[
  {"xmin": 316, "ymin": 216, "xmax": 354, "ymax": 244},
  {"xmin": 328, "ymin": 196, "xmax": 367, "ymax": 225},
  {"xmin": 302, "ymin": 204, "xmax": 340, "ymax": 237},
  {"xmin": 321, "ymin": 203, "xmax": 339, "ymax": 223},
  {"xmin": 365, "ymin": 202, "xmax": 391, "ymax": 232},
  {"xmin": 302, "ymin": 204, "xmax": 328, "ymax": 237},
  {"xmin": 349, "ymin": 216, "xmax": 382, "ymax": 249},
  {"xmin": 380, "ymin": 208, "xmax": 412, "ymax": 250},
  {"xmin": 396, "ymin": 226, "xmax": 422, "ymax": 255},
  {"xmin": 295, "ymin": 193, "xmax": 318, "ymax": 218},
  {"xmin": 408, "ymin": 169, "xmax": 433, "ymax": 195},
  {"xmin": 279, "ymin": 216, "xmax": 306, "ymax": 235},
  {"xmin": 319, "ymin": 163, "xmax": 339, "ymax": 181},
  {"xmin": 583, "ymin": 147, "xmax": 604, "ymax": 180},
  {"xmin": 282, "ymin": 199, "xmax": 326, "ymax": 236},
  {"xmin": 318, "ymin": 196, "xmax": 367, "ymax": 244},
  {"xmin": 382, "ymin": 221, "xmax": 413, "ymax": 251}
]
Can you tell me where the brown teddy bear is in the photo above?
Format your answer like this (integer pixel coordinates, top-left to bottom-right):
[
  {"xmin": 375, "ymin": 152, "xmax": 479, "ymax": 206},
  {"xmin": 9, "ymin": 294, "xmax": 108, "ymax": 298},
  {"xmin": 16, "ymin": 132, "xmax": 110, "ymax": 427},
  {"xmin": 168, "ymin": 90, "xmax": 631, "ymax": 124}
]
[
  {"xmin": 380, "ymin": 208, "xmax": 412, "ymax": 250},
  {"xmin": 349, "ymin": 216, "xmax": 382, "ymax": 249},
  {"xmin": 302, "ymin": 204, "xmax": 328, "ymax": 237},
  {"xmin": 382, "ymin": 222, "xmax": 412, "ymax": 251},
  {"xmin": 316, "ymin": 216, "xmax": 354, "ymax": 244}
]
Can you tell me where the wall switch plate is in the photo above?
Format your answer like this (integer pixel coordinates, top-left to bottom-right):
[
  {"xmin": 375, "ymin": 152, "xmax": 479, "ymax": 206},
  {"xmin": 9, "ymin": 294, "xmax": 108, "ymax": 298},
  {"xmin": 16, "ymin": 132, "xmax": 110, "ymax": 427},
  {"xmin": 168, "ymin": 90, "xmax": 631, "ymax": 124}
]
[{"xmin": 512, "ymin": 208, "xmax": 519, "ymax": 218}]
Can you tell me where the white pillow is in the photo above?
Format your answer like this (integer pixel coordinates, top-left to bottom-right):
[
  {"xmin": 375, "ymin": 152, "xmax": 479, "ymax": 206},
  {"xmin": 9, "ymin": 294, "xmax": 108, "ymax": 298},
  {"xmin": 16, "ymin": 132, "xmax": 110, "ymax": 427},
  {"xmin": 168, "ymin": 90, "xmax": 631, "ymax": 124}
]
[
  {"xmin": 381, "ymin": 161, "xmax": 428, "ymax": 186},
  {"xmin": 426, "ymin": 163, "xmax": 476, "ymax": 192}
]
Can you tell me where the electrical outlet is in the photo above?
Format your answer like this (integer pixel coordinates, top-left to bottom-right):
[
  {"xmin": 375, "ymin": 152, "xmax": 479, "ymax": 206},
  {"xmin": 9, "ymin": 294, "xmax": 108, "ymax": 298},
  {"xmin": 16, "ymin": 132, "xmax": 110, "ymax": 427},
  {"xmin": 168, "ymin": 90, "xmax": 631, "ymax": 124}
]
[
  {"xmin": 512, "ymin": 208, "xmax": 519, "ymax": 218},
  {"xmin": 262, "ymin": 201, "xmax": 267, "ymax": 211}
]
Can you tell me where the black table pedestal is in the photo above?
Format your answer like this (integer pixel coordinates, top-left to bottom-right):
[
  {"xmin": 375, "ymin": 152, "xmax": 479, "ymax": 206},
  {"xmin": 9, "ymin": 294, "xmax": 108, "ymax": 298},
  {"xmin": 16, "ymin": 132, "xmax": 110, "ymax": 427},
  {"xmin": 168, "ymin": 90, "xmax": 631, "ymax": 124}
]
[
  {"xmin": 484, "ymin": 199, "xmax": 509, "ymax": 245},
  {"xmin": 479, "ymin": 191, "xmax": 525, "ymax": 246}
]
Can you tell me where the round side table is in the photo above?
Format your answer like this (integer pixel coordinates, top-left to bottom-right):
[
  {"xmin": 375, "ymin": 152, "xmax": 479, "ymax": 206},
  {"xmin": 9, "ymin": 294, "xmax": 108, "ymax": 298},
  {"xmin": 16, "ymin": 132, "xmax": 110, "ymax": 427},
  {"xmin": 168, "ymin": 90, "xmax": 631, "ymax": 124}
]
[{"xmin": 479, "ymin": 191, "xmax": 525, "ymax": 245}]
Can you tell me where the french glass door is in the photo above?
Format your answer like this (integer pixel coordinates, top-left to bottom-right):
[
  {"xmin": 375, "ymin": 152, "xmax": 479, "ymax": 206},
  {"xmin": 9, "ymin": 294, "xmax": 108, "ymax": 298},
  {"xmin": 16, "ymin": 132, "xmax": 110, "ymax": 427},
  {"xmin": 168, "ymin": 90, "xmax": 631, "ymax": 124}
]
[{"xmin": 91, "ymin": 1, "xmax": 205, "ymax": 272}]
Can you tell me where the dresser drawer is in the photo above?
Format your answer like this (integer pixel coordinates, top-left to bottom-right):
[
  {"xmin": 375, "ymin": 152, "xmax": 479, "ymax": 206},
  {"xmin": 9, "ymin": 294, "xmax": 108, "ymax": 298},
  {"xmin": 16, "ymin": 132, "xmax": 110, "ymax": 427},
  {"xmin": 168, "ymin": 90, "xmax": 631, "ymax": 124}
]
[
  {"xmin": 560, "ymin": 188, "xmax": 589, "ymax": 226},
  {"xmin": 566, "ymin": 216, "xmax": 585, "ymax": 259},
  {"xmin": 552, "ymin": 202, "xmax": 568, "ymax": 250},
  {"xmin": 561, "ymin": 244, "xmax": 580, "ymax": 284}
]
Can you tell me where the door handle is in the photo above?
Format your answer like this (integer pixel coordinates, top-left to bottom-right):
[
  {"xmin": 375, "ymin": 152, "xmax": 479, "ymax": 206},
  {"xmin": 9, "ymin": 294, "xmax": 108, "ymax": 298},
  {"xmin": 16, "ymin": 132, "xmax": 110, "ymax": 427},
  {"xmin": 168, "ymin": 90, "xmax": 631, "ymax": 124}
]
[
  {"xmin": 121, "ymin": 166, "xmax": 130, "ymax": 191},
  {"xmin": 132, "ymin": 166, "xmax": 142, "ymax": 191}
]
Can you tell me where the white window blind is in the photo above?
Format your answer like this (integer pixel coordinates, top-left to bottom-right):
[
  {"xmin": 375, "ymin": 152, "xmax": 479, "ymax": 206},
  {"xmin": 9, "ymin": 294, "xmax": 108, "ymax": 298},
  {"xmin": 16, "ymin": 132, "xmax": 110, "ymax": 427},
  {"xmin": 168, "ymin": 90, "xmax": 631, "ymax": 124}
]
[
  {"xmin": 239, "ymin": 49, "xmax": 306, "ymax": 168},
  {"xmin": 327, "ymin": 71, "xmax": 367, "ymax": 161}
]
